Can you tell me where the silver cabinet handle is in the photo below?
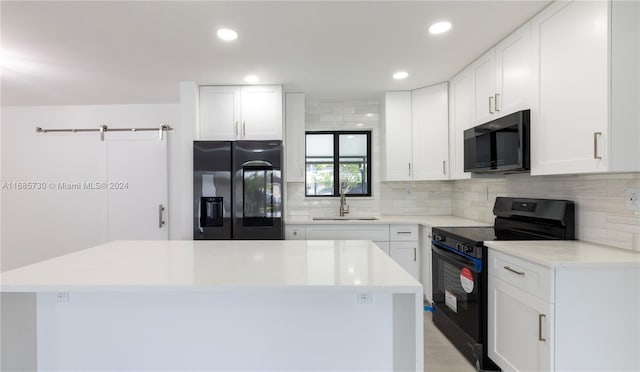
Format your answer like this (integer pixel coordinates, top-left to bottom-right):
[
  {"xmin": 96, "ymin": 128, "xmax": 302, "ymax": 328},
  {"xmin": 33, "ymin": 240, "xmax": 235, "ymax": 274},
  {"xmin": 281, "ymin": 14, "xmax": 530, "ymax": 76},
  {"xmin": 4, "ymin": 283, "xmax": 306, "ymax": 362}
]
[
  {"xmin": 538, "ymin": 314, "xmax": 546, "ymax": 341},
  {"xmin": 158, "ymin": 204, "xmax": 165, "ymax": 228},
  {"xmin": 397, "ymin": 231, "xmax": 412, "ymax": 234},
  {"xmin": 413, "ymin": 247, "xmax": 416, "ymax": 261},
  {"xmin": 235, "ymin": 121, "xmax": 239, "ymax": 138},
  {"xmin": 408, "ymin": 162, "xmax": 412, "ymax": 176},
  {"xmin": 504, "ymin": 266, "xmax": 525, "ymax": 276},
  {"xmin": 489, "ymin": 96, "xmax": 495, "ymax": 114},
  {"xmin": 494, "ymin": 93, "xmax": 500, "ymax": 112},
  {"xmin": 594, "ymin": 132, "xmax": 602, "ymax": 159},
  {"xmin": 243, "ymin": 121, "xmax": 246, "ymax": 138},
  {"xmin": 442, "ymin": 160, "xmax": 446, "ymax": 175}
]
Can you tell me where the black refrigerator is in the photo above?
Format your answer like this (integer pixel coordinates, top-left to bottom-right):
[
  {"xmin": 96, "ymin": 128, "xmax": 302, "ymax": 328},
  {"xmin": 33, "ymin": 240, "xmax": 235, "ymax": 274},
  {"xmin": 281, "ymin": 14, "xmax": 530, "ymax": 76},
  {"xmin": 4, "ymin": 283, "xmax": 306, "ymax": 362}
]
[{"xmin": 193, "ymin": 140, "xmax": 283, "ymax": 240}]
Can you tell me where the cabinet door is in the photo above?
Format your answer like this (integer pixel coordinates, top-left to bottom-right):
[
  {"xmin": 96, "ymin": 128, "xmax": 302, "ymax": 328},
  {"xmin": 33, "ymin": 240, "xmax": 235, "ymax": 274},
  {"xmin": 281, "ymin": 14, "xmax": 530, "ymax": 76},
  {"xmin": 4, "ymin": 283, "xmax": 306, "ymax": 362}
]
[
  {"xmin": 530, "ymin": 1, "xmax": 609, "ymax": 175},
  {"xmin": 285, "ymin": 93, "xmax": 305, "ymax": 182},
  {"xmin": 383, "ymin": 91, "xmax": 413, "ymax": 181},
  {"xmin": 448, "ymin": 68, "xmax": 472, "ymax": 180},
  {"xmin": 470, "ymin": 48, "xmax": 497, "ymax": 125},
  {"xmin": 199, "ymin": 86, "xmax": 241, "ymax": 140},
  {"xmin": 495, "ymin": 21, "xmax": 532, "ymax": 116},
  {"xmin": 411, "ymin": 83, "xmax": 449, "ymax": 180},
  {"xmin": 240, "ymin": 85, "xmax": 283, "ymax": 140},
  {"xmin": 488, "ymin": 275, "xmax": 553, "ymax": 372},
  {"xmin": 389, "ymin": 241, "xmax": 420, "ymax": 280}
]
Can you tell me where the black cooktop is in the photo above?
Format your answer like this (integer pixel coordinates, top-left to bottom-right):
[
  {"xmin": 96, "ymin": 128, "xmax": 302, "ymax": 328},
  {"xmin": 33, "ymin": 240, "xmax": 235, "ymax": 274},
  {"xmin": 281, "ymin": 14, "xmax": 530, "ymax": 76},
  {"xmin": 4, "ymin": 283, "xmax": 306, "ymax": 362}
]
[{"xmin": 432, "ymin": 226, "xmax": 496, "ymax": 245}]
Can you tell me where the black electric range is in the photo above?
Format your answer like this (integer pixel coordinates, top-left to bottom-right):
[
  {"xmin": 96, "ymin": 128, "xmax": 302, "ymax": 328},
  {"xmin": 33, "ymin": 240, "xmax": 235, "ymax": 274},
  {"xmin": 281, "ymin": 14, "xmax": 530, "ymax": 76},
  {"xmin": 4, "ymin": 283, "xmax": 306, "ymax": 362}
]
[{"xmin": 431, "ymin": 197, "xmax": 575, "ymax": 371}]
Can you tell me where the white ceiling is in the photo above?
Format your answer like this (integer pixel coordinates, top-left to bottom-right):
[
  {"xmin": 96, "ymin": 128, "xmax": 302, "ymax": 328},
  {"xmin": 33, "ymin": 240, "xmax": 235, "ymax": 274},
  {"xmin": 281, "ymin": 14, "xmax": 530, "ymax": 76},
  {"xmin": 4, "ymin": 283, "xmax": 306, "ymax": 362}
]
[{"xmin": 1, "ymin": 1, "xmax": 551, "ymax": 107}]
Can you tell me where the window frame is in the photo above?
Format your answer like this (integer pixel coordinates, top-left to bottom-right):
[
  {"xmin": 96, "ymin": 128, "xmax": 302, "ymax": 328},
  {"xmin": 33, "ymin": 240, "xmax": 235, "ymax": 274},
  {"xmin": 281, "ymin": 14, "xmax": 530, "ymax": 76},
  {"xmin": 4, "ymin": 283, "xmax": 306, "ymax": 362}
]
[{"xmin": 305, "ymin": 130, "xmax": 372, "ymax": 197}]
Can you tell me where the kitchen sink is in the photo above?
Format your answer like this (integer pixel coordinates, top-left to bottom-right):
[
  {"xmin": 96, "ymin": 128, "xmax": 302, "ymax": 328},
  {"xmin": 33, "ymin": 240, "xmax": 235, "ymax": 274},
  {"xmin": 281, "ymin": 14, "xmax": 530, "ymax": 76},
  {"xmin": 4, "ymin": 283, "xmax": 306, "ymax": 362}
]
[{"xmin": 312, "ymin": 216, "xmax": 378, "ymax": 221}]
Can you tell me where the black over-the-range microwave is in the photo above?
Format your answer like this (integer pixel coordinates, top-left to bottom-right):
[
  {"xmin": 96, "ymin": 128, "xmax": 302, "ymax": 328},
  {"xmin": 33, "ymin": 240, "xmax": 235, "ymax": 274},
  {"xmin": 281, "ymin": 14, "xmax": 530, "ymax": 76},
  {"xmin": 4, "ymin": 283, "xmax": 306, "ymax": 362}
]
[{"xmin": 463, "ymin": 109, "xmax": 530, "ymax": 173}]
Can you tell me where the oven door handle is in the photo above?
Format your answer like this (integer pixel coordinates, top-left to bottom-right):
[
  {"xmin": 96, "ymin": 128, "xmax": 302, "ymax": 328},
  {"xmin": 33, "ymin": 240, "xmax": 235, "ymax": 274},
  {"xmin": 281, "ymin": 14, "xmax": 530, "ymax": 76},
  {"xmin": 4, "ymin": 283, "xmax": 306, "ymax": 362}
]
[{"xmin": 432, "ymin": 244, "xmax": 481, "ymax": 273}]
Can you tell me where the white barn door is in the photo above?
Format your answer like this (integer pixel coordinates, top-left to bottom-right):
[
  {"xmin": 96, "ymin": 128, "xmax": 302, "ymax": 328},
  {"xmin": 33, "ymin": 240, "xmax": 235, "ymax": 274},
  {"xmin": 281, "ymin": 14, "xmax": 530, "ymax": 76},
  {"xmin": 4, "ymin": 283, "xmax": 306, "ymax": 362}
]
[{"xmin": 105, "ymin": 132, "xmax": 168, "ymax": 241}]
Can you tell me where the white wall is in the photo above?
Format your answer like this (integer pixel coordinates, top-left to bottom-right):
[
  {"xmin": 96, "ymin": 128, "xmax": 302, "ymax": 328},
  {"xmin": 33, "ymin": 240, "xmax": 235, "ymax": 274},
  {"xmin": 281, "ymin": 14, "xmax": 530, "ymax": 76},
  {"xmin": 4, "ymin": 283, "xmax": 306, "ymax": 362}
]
[{"xmin": 1, "ymin": 104, "xmax": 180, "ymax": 271}]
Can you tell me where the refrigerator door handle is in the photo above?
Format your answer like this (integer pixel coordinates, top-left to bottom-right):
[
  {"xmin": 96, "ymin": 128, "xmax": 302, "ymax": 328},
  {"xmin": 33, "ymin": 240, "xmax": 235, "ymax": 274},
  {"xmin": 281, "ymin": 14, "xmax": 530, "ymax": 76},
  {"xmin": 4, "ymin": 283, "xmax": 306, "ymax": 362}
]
[{"xmin": 242, "ymin": 160, "xmax": 273, "ymax": 167}]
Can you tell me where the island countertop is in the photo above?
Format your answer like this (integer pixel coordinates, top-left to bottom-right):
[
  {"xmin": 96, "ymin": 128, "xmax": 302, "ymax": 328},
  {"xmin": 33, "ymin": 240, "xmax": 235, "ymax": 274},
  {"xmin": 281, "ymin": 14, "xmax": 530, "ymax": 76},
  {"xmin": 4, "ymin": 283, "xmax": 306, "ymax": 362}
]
[{"xmin": 0, "ymin": 240, "xmax": 422, "ymax": 292}]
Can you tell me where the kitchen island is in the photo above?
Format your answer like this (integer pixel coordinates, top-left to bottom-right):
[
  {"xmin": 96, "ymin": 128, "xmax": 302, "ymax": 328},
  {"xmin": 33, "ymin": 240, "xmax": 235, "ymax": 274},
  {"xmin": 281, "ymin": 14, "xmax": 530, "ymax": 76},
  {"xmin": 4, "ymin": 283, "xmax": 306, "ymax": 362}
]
[{"xmin": 1, "ymin": 240, "xmax": 423, "ymax": 371}]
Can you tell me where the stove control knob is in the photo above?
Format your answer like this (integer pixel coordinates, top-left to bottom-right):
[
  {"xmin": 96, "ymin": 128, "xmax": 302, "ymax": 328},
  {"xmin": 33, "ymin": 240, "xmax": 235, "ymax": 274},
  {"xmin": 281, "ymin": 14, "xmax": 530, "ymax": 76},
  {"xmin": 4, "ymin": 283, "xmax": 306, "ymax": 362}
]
[
  {"xmin": 434, "ymin": 234, "xmax": 445, "ymax": 242},
  {"xmin": 464, "ymin": 246, "xmax": 475, "ymax": 254}
]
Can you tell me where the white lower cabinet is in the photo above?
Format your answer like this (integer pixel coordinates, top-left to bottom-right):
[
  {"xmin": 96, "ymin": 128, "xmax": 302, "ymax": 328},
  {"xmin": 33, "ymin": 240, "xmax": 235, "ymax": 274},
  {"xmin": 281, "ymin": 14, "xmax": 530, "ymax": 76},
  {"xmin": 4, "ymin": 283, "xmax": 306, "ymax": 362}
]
[
  {"xmin": 488, "ymin": 248, "xmax": 640, "ymax": 372},
  {"xmin": 303, "ymin": 224, "xmax": 389, "ymax": 241},
  {"xmin": 489, "ymin": 273, "xmax": 553, "ymax": 371},
  {"xmin": 389, "ymin": 241, "xmax": 419, "ymax": 280},
  {"xmin": 389, "ymin": 224, "xmax": 420, "ymax": 281}
]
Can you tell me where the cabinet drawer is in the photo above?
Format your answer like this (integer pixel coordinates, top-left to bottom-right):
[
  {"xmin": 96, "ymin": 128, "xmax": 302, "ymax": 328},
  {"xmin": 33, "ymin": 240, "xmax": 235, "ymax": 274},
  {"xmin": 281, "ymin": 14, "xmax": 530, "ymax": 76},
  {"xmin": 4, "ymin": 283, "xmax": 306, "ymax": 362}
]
[
  {"xmin": 390, "ymin": 224, "xmax": 419, "ymax": 241},
  {"xmin": 305, "ymin": 224, "xmax": 390, "ymax": 241},
  {"xmin": 488, "ymin": 249, "xmax": 554, "ymax": 302},
  {"xmin": 284, "ymin": 225, "xmax": 306, "ymax": 240}
]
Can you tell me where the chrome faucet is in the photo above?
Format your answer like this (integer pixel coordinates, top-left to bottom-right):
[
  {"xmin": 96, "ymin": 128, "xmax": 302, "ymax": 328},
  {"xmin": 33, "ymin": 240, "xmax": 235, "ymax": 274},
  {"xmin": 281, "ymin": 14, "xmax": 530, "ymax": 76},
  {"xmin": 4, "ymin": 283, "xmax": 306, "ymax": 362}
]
[{"xmin": 339, "ymin": 183, "xmax": 350, "ymax": 217}]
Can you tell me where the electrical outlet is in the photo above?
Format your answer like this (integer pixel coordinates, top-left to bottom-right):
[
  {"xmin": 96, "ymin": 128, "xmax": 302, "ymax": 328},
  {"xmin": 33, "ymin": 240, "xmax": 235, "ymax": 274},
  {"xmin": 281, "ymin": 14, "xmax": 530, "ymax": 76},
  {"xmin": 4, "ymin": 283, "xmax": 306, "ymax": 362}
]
[
  {"xmin": 626, "ymin": 188, "xmax": 640, "ymax": 211},
  {"xmin": 405, "ymin": 186, "xmax": 413, "ymax": 198},
  {"xmin": 56, "ymin": 292, "xmax": 70, "ymax": 303},
  {"xmin": 356, "ymin": 291, "xmax": 373, "ymax": 304},
  {"xmin": 626, "ymin": 188, "xmax": 640, "ymax": 210}
]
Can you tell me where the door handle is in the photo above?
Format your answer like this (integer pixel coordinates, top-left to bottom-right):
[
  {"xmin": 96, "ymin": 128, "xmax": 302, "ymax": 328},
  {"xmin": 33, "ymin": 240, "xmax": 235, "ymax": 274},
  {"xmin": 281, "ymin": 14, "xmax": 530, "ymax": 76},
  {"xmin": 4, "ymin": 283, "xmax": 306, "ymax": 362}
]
[
  {"xmin": 442, "ymin": 160, "xmax": 446, "ymax": 175},
  {"xmin": 503, "ymin": 266, "xmax": 525, "ymax": 276},
  {"xmin": 538, "ymin": 314, "xmax": 546, "ymax": 342},
  {"xmin": 413, "ymin": 247, "xmax": 416, "ymax": 262},
  {"xmin": 593, "ymin": 132, "xmax": 602, "ymax": 159},
  {"xmin": 243, "ymin": 121, "xmax": 246, "ymax": 138},
  {"xmin": 158, "ymin": 204, "xmax": 165, "ymax": 228},
  {"xmin": 235, "ymin": 121, "xmax": 239, "ymax": 138},
  {"xmin": 494, "ymin": 93, "xmax": 500, "ymax": 112},
  {"xmin": 408, "ymin": 162, "xmax": 412, "ymax": 176},
  {"xmin": 489, "ymin": 96, "xmax": 495, "ymax": 114}
]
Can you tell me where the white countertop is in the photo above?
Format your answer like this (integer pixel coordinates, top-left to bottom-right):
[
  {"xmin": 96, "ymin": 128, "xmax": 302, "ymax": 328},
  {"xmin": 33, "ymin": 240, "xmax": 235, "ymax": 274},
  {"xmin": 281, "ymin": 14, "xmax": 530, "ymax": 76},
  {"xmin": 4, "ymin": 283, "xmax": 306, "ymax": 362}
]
[
  {"xmin": 485, "ymin": 240, "xmax": 640, "ymax": 268},
  {"xmin": 0, "ymin": 240, "xmax": 422, "ymax": 292},
  {"xmin": 286, "ymin": 215, "xmax": 491, "ymax": 228}
]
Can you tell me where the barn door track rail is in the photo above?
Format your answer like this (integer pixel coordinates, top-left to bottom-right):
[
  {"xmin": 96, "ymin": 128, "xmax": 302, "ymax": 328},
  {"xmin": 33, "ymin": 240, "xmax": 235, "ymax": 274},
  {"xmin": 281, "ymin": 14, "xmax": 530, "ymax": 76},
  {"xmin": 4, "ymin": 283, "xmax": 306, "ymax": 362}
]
[{"xmin": 35, "ymin": 124, "xmax": 173, "ymax": 141}]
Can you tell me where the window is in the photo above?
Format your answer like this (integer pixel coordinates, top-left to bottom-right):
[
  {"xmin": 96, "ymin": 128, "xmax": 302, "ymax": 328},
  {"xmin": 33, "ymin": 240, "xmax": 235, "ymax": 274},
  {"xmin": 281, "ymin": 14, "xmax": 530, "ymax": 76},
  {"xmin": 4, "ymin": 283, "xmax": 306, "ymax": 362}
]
[{"xmin": 305, "ymin": 131, "xmax": 371, "ymax": 197}]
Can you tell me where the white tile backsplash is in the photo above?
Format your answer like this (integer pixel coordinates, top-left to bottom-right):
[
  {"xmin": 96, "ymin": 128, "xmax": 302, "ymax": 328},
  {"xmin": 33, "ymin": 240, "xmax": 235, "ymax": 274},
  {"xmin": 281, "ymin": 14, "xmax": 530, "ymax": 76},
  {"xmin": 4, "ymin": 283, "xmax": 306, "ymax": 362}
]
[{"xmin": 451, "ymin": 173, "xmax": 640, "ymax": 251}]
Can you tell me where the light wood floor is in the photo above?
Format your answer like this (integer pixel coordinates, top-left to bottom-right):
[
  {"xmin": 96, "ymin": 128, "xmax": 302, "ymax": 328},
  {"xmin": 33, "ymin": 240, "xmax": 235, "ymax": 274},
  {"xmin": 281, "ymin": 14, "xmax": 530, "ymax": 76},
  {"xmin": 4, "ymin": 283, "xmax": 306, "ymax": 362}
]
[{"xmin": 424, "ymin": 312, "xmax": 476, "ymax": 372}]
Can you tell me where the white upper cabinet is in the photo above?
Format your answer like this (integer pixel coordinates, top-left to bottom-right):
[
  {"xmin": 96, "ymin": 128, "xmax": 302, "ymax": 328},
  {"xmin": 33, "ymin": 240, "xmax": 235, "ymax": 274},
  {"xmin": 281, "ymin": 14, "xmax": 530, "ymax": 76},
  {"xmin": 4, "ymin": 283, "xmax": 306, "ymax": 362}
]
[
  {"xmin": 284, "ymin": 93, "xmax": 305, "ymax": 183},
  {"xmin": 530, "ymin": 0, "xmax": 640, "ymax": 175},
  {"xmin": 495, "ymin": 22, "xmax": 532, "ymax": 116},
  {"xmin": 470, "ymin": 49, "xmax": 497, "ymax": 125},
  {"xmin": 199, "ymin": 85, "xmax": 283, "ymax": 141},
  {"xmin": 412, "ymin": 83, "xmax": 450, "ymax": 180},
  {"xmin": 383, "ymin": 83, "xmax": 449, "ymax": 182},
  {"xmin": 448, "ymin": 67, "xmax": 472, "ymax": 180},
  {"xmin": 470, "ymin": 21, "xmax": 532, "ymax": 126},
  {"xmin": 383, "ymin": 91, "xmax": 414, "ymax": 181}
]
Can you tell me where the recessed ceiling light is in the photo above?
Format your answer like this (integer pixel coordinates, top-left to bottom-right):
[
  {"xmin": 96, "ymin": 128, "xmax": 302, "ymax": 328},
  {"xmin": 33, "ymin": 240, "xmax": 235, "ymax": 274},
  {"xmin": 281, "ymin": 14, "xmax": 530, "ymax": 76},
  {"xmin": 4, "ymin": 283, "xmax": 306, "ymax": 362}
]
[
  {"xmin": 217, "ymin": 28, "xmax": 238, "ymax": 41},
  {"xmin": 429, "ymin": 21, "xmax": 452, "ymax": 35},
  {"xmin": 244, "ymin": 75, "xmax": 259, "ymax": 83},
  {"xmin": 366, "ymin": 113, "xmax": 373, "ymax": 117},
  {"xmin": 355, "ymin": 123, "xmax": 364, "ymax": 127},
  {"xmin": 393, "ymin": 71, "xmax": 409, "ymax": 80}
]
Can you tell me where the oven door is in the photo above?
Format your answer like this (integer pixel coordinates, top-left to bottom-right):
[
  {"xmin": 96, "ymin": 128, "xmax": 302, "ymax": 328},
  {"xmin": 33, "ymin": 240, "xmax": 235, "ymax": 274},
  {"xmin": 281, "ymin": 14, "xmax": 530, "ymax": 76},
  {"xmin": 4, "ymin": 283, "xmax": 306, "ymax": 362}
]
[{"xmin": 431, "ymin": 242, "xmax": 482, "ymax": 341}]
